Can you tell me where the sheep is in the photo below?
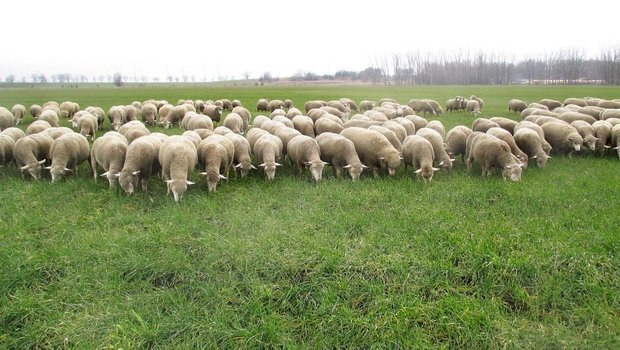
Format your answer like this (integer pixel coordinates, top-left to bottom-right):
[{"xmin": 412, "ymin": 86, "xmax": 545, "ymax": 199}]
[
  {"xmin": 539, "ymin": 99, "xmax": 563, "ymax": 110},
  {"xmin": 470, "ymin": 95, "xmax": 484, "ymax": 109},
  {"xmin": 283, "ymin": 99, "xmax": 294, "ymax": 109},
  {"xmin": 26, "ymin": 120, "xmax": 52, "ymax": 135},
  {"xmin": 196, "ymin": 135, "xmax": 234, "ymax": 192},
  {"xmin": 90, "ymin": 134, "xmax": 129, "ymax": 187},
  {"xmin": 124, "ymin": 105, "xmax": 139, "ymax": 122},
  {"xmin": 402, "ymin": 135, "xmax": 439, "ymax": 182},
  {"xmin": 221, "ymin": 99, "xmax": 233, "ymax": 111},
  {"xmin": 570, "ymin": 120, "xmax": 599, "ymax": 151},
  {"xmin": 408, "ymin": 99, "xmax": 435, "ymax": 115},
  {"xmin": 343, "ymin": 119, "xmax": 382, "ymax": 129},
  {"xmin": 339, "ymin": 98, "xmax": 358, "ymax": 111},
  {"xmin": 534, "ymin": 116, "xmax": 564, "ymax": 126},
  {"xmin": 185, "ymin": 114, "xmax": 214, "ymax": 131},
  {"xmin": 486, "ymin": 127, "xmax": 528, "ymax": 167},
  {"xmin": 223, "ymin": 113, "xmax": 244, "ymax": 134},
  {"xmin": 472, "ymin": 118, "xmax": 499, "ymax": 133},
  {"xmin": 340, "ymin": 127, "xmax": 401, "ymax": 177},
  {"xmin": 76, "ymin": 113, "xmax": 99, "ymax": 140},
  {"xmin": 598, "ymin": 100, "xmax": 620, "ymax": 109},
  {"xmin": 272, "ymin": 115, "xmax": 294, "ymax": 129},
  {"xmin": 247, "ymin": 127, "xmax": 269, "ymax": 150},
  {"xmin": 364, "ymin": 110, "xmax": 389, "ymax": 122},
  {"xmin": 304, "ymin": 100, "xmax": 327, "ymax": 113},
  {"xmin": 43, "ymin": 104, "xmax": 61, "ymax": 117},
  {"xmin": 0, "ymin": 109, "xmax": 15, "ymax": 130},
  {"xmin": 541, "ymin": 122, "xmax": 583, "ymax": 157},
  {"xmin": 85, "ymin": 106, "xmax": 105, "ymax": 127},
  {"xmin": 378, "ymin": 98, "xmax": 398, "ymax": 105},
  {"xmin": 292, "ymin": 115, "xmax": 315, "ymax": 137},
  {"xmin": 360, "ymin": 100, "xmax": 375, "ymax": 112},
  {"xmin": 204, "ymin": 104, "xmax": 223, "ymax": 122},
  {"xmin": 514, "ymin": 121, "xmax": 552, "ymax": 155},
  {"xmin": 214, "ymin": 126, "xmax": 234, "ymax": 136},
  {"xmin": 577, "ymin": 106, "xmax": 604, "ymax": 120},
  {"xmin": 558, "ymin": 112, "xmax": 597, "ymax": 124},
  {"xmin": 158, "ymin": 104, "xmax": 174, "ymax": 124},
  {"xmin": 182, "ymin": 131, "xmax": 202, "ymax": 148},
  {"xmin": 257, "ymin": 99, "xmax": 270, "ymax": 112},
  {"xmin": 563, "ymin": 98, "xmax": 587, "ymax": 107},
  {"xmin": 14, "ymin": 133, "xmax": 53, "ymax": 180},
  {"xmin": 287, "ymin": 135, "xmax": 326, "ymax": 181},
  {"xmin": 29, "ymin": 104, "xmax": 42, "ymax": 119},
  {"xmin": 315, "ymin": 117, "xmax": 344, "ymax": 135},
  {"xmin": 0, "ymin": 134, "xmax": 16, "ymax": 168},
  {"xmin": 416, "ymin": 128, "xmax": 453, "ymax": 172},
  {"xmin": 38, "ymin": 109, "xmax": 59, "ymax": 127},
  {"xmin": 162, "ymin": 105, "xmax": 187, "ymax": 129},
  {"xmin": 46, "ymin": 133, "xmax": 90, "ymax": 182},
  {"xmin": 10, "ymin": 104, "xmax": 26, "ymax": 125},
  {"xmin": 269, "ymin": 99, "xmax": 285, "ymax": 112},
  {"xmin": 368, "ymin": 125, "xmax": 402, "ymax": 153},
  {"xmin": 252, "ymin": 115, "xmax": 270, "ymax": 129},
  {"xmin": 108, "ymin": 106, "xmax": 126, "ymax": 131},
  {"xmin": 118, "ymin": 136, "xmax": 162, "ymax": 195},
  {"xmin": 423, "ymin": 99, "xmax": 443, "ymax": 115},
  {"xmin": 59, "ymin": 101, "xmax": 76, "ymax": 118},
  {"xmin": 467, "ymin": 134, "xmax": 522, "ymax": 182},
  {"xmin": 232, "ymin": 99, "xmax": 242, "ymax": 108},
  {"xmin": 253, "ymin": 134, "xmax": 283, "ymax": 181},
  {"xmin": 307, "ymin": 108, "xmax": 328, "ymax": 122},
  {"xmin": 1, "ymin": 127, "xmax": 26, "ymax": 142},
  {"xmin": 401, "ymin": 105, "xmax": 416, "ymax": 116},
  {"xmin": 425, "ymin": 120, "xmax": 446, "ymax": 139},
  {"xmin": 270, "ymin": 109, "xmax": 286, "ymax": 119},
  {"xmin": 327, "ymin": 101, "xmax": 350, "ymax": 114},
  {"xmin": 611, "ymin": 124, "xmax": 620, "ymax": 158},
  {"xmin": 373, "ymin": 106, "xmax": 401, "ymax": 120},
  {"xmin": 445, "ymin": 126, "xmax": 472, "ymax": 163},
  {"xmin": 319, "ymin": 106, "xmax": 348, "ymax": 120},
  {"xmin": 224, "ymin": 133, "xmax": 255, "ymax": 178},
  {"xmin": 404, "ymin": 115, "xmax": 428, "ymax": 131},
  {"xmin": 285, "ymin": 107, "xmax": 303, "ymax": 120},
  {"xmin": 140, "ymin": 103, "xmax": 158, "ymax": 126},
  {"xmin": 446, "ymin": 98, "xmax": 464, "ymax": 112},
  {"xmin": 231, "ymin": 106, "xmax": 251, "ymax": 131},
  {"xmin": 259, "ymin": 119, "xmax": 287, "ymax": 135},
  {"xmin": 315, "ymin": 132, "xmax": 367, "ymax": 181},
  {"xmin": 489, "ymin": 117, "xmax": 518, "ymax": 134},
  {"xmin": 513, "ymin": 128, "xmax": 550, "ymax": 169},
  {"xmin": 601, "ymin": 109, "xmax": 620, "ymax": 120},
  {"xmin": 505, "ymin": 99, "xmax": 526, "ymax": 114},
  {"xmin": 520, "ymin": 108, "xmax": 557, "ymax": 119},
  {"xmin": 592, "ymin": 120, "xmax": 613, "ymax": 154},
  {"xmin": 159, "ymin": 135, "xmax": 198, "ymax": 202},
  {"xmin": 273, "ymin": 126, "xmax": 302, "ymax": 156},
  {"xmin": 466, "ymin": 100, "xmax": 481, "ymax": 116},
  {"xmin": 391, "ymin": 117, "xmax": 416, "ymax": 136}
]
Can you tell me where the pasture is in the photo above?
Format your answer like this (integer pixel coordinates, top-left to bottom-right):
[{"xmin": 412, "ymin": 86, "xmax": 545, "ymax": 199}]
[{"xmin": 0, "ymin": 85, "xmax": 619, "ymax": 348}]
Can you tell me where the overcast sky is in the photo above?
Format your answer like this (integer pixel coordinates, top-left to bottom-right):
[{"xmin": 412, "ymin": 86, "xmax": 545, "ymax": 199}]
[{"xmin": 1, "ymin": 0, "xmax": 619, "ymax": 81}]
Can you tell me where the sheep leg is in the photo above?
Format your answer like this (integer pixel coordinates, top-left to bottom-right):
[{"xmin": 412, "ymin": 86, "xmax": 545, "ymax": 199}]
[
  {"xmin": 335, "ymin": 166, "xmax": 342, "ymax": 179},
  {"xmin": 91, "ymin": 157, "xmax": 98, "ymax": 180},
  {"xmin": 141, "ymin": 177, "xmax": 148, "ymax": 192}
]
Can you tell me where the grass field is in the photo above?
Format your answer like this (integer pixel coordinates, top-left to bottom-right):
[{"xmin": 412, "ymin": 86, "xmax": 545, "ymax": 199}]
[{"xmin": 1, "ymin": 85, "xmax": 619, "ymax": 348}]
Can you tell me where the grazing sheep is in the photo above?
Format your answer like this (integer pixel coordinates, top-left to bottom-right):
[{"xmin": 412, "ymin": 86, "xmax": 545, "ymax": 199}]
[
  {"xmin": 339, "ymin": 98, "xmax": 358, "ymax": 111},
  {"xmin": 38, "ymin": 109, "xmax": 59, "ymax": 127},
  {"xmin": 11, "ymin": 104, "xmax": 26, "ymax": 125},
  {"xmin": 273, "ymin": 126, "xmax": 302, "ymax": 156},
  {"xmin": 158, "ymin": 104, "xmax": 174, "ymax": 124},
  {"xmin": 520, "ymin": 108, "xmax": 557, "ymax": 119},
  {"xmin": 364, "ymin": 110, "xmax": 389, "ymax": 122},
  {"xmin": 508, "ymin": 99, "xmax": 528, "ymax": 113},
  {"xmin": 315, "ymin": 117, "xmax": 344, "ymax": 135},
  {"xmin": 470, "ymin": 95, "xmax": 484, "ymax": 109},
  {"xmin": 185, "ymin": 115, "xmax": 214, "ymax": 131},
  {"xmin": 285, "ymin": 107, "xmax": 303, "ymax": 119},
  {"xmin": 85, "ymin": 106, "xmax": 105, "ymax": 127},
  {"xmin": 423, "ymin": 99, "xmax": 443, "ymax": 115},
  {"xmin": 221, "ymin": 99, "xmax": 233, "ymax": 111},
  {"xmin": 253, "ymin": 134, "xmax": 283, "ymax": 181},
  {"xmin": 570, "ymin": 120, "xmax": 599, "ymax": 151},
  {"xmin": 319, "ymin": 106, "xmax": 348, "ymax": 120},
  {"xmin": 232, "ymin": 99, "xmax": 242, "ymax": 108},
  {"xmin": 29, "ymin": 104, "xmax": 42, "ymax": 119},
  {"xmin": 159, "ymin": 135, "xmax": 197, "ymax": 202},
  {"xmin": 445, "ymin": 126, "xmax": 472, "ymax": 162},
  {"xmin": 224, "ymin": 133, "xmax": 255, "ymax": 178},
  {"xmin": 270, "ymin": 109, "xmax": 287, "ymax": 119},
  {"xmin": 108, "ymin": 106, "xmax": 127, "ymax": 131},
  {"xmin": 247, "ymin": 127, "xmax": 269, "ymax": 151},
  {"xmin": 0, "ymin": 134, "xmax": 16, "ymax": 168},
  {"xmin": 340, "ymin": 127, "xmax": 401, "ymax": 177},
  {"xmin": 404, "ymin": 115, "xmax": 428, "ymax": 131},
  {"xmin": 316, "ymin": 132, "xmax": 367, "ymax": 181},
  {"xmin": 401, "ymin": 105, "xmax": 416, "ymax": 117},
  {"xmin": 467, "ymin": 134, "xmax": 522, "ymax": 182},
  {"xmin": 425, "ymin": 120, "xmax": 446, "ymax": 139},
  {"xmin": 45, "ymin": 127, "xmax": 77, "ymax": 140},
  {"xmin": 26, "ymin": 120, "xmax": 52, "ymax": 135},
  {"xmin": 466, "ymin": 100, "xmax": 481, "ymax": 116},
  {"xmin": 257, "ymin": 99, "xmax": 270, "ymax": 112},
  {"xmin": 598, "ymin": 100, "xmax": 620, "ymax": 109},
  {"xmin": 118, "ymin": 136, "xmax": 162, "ymax": 195},
  {"xmin": 513, "ymin": 128, "xmax": 550, "ymax": 169},
  {"xmin": 343, "ymin": 119, "xmax": 382, "ymax": 129},
  {"xmin": 162, "ymin": 105, "xmax": 187, "ymax": 129},
  {"xmin": 378, "ymin": 98, "xmax": 398, "ymax": 105},
  {"xmin": 304, "ymin": 100, "xmax": 327, "ymax": 113},
  {"xmin": 268, "ymin": 99, "xmax": 285, "ymax": 112},
  {"xmin": 486, "ymin": 127, "xmax": 528, "ymax": 166},
  {"xmin": 14, "ymin": 133, "xmax": 53, "ymax": 180},
  {"xmin": 416, "ymin": 128, "xmax": 453, "ymax": 172},
  {"xmin": 402, "ymin": 135, "xmax": 439, "ymax": 182},
  {"xmin": 563, "ymin": 98, "xmax": 587, "ymax": 107},
  {"xmin": 231, "ymin": 106, "xmax": 251, "ymax": 131},
  {"xmin": 292, "ymin": 115, "xmax": 315, "ymax": 137},
  {"xmin": 0, "ymin": 109, "xmax": 15, "ymax": 130},
  {"xmin": 558, "ymin": 112, "xmax": 597, "ymax": 124},
  {"xmin": 368, "ymin": 125, "xmax": 403, "ymax": 153},
  {"xmin": 327, "ymin": 101, "xmax": 350, "ymax": 114},
  {"xmin": 76, "ymin": 113, "xmax": 99, "ymax": 140},
  {"xmin": 214, "ymin": 126, "xmax": 233, "ymax": 135},
  {"xmin": 59, "ymin": 101, "xmax": 76, "ymax": 118},
  {"xmin": 514, "ymin": 121, "xmax": 552, "ymax": 155},
  {"xmin": 391, "ymin": 117, "xmax": 416, "ymax": 136},
  {"xmin": 592, "ymin": 120, "xmax": 613, "ymax": 153},
  {"xmin": 272, "ymin": 115, "xmax": 294, "ymax": 129},
  {"xmin": 408, "ymin": 99, "xmax": 435, "ymax": 115},
  {"xmin": 472, "ymin": 118, "xmax": 499, "ymax": 133},
  {"xmin": 541, "ymin": 122, "xmax": 583, "ymax": 157},
  {"xmin": 539, "ymin": 99, "xmax": 563, "ymax": 110},
  {"xmin": 46, "ymin": 133, "xmax": 90, "ymax": 182},
  {"xmin": 489, "ymin": 117, "xmax": 518, "ymax": 134},
  {"xmin": 283, "ymin": 99, "xmax": 294, "ymax": 109},
  {"xmin": 182, "ymin": 131, "xmax": 202, "ymax": 148},
  {"xmin": 287, "ymin": 135, "xmax": 326, "ymax": 182},
  {"xmin": 90, "ymin": 134, "xmax": 128, "ymax": 187},
  {"xmin": 373, "ymin": 106, "xmax": 401, "ymax": 120},
  {"xmin": 204, "ymin": 104, "xmax": 223, "ymax": 122},
  {"xmin": 1, "ymin": 127, "xmax": 25, "ymax": 142},
  {"xmin": 601, "ymin": 109, "xmax": 620, "ymax": 120},
  {"xmin": 382, "ymin": 120, "xmax": 408, "ymax": 142},
  {"xmin": 260, "ymin": 119, "xmax": 287, "ymax": 134},
  {"xmin": 141, "ymin": 103, "xmax": 158, "ymax": 126},
  {"xmin": 307, "ymin": 108, "xmax": 328, "ymax": 122},
  {"xmin": 43, "ymin": 104, "xmax": 61, "ymax": 117},
  {"xmin": 534, "ymin": 116, "xmax": 564, "ymax": 126},
  {"xmin": 195, "ymin": 100, "xmax": 206, "ymax": 114},
  {"xmin": 446, "ymin": 98, "xmax": 462, "ymax": 112},
  {"xmin": 124, "ymin": 105, "xmax": 139, "ymax": 122},
  {"xmin": 252, "ymin": 115, "xmax": 270, "ymax": 129},
  {"xmin": 360, "ymin": 100, "xmax": 375, "ymax": 112},
  {"xmin": 197, "ymin": 135, "xmax": 234, "ymax": 192},
  {"xmin": 611, "ymin": 124, "xmax": 620, "ymax": 158},
  {"xmin": 577, "ymin": 106, "xmax": 604, "ymax": 120},
  {"xmin": 223, "ymin": 113, "xmax": 244, "ymax": 134}
]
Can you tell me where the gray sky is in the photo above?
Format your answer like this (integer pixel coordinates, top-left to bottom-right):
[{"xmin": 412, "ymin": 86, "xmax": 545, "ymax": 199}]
[{"xmin": 2, "ymin": 0, "xmax": 619, "ymax": 81}]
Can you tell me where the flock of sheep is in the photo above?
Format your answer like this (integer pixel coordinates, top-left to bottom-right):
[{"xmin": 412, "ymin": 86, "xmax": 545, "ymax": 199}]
[{"xmin": 0, "ymin": 94, "xmax": 619, "ymax": 201}]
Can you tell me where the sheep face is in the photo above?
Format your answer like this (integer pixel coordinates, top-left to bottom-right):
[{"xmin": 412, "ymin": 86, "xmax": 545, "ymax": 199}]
[
  {"xmin": 502, "ymin": 164, "xmax": 522, "ymax": 182},
  {"xmin": 568, "ymin": 134, "xmax": 583, "ymax": 151},
  {"xmin": 306, "ymin": 160, "xmax": 326, "ymax": 182},
  {"xmin": 415, "ymin": 166, "xmax": 439, "ymax": 182},
  {"xmin": 20, "ymin": 160, "xmax": 46, "ymax": 180},
  {"xmin": 584, "ymin": 136, "xmax": 598, "ymax": 151},
  {"xmin": 344, "ymin": 163, "xmax": 366, "ymax": 181},
  {"xmin": 533, "ymin": 154, "xmax": 549, "ymax": 169},
  {"xmin": 119, "ymin": 171, "xmax": 138, "ymax": 195},
  {"xmin": 201, "ymin": 171, "xmax": 226, "ymax": 193},
  {"xmin": 166, "ymin": 179, "xmax": 194, "ymax": 202},
  {"xmin": 236, "ymin": 162, "xmax": 256, "ymax": 178},
  {"xmin": 47, "ymin": 165, "xmax": 72, "ymax": 183},
  {"xmin": 259, "ymin": 162, "xmax": 281, "ymax": 181},
  {"xmin": 101, "ymin": 171, "xmax": 120, "ymax": 188},
  {"xmin": 380, "ymin": 153, "xmax": 401, "ymax": 176}
]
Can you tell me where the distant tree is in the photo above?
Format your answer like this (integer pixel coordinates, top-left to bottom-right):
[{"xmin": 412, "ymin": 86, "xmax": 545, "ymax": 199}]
[
  {"xmin": 174, "ymin": 76, "xmax": 179, "ymax": 83},
  {"xmin": 191, "ymin": 75, "xmax": 195, "ymax": 83},
  {"xmin": 99, "ymin": 75, "xmax": 105, "ymax": 82},
  {"xmin": 5, "ymin": 74, "xmax": 15, "ymax": 83},
  {"xmin": 153, "ymin": 77, "xmax": 160, "ymax": 82},
  {"xmin": 141, "ymin": 76, "xmax": 147, "ymax": 83},
  {"xmin": 39, "ymin": 74, "xmax": 47, "ymax": 83},
  {"xmin": 31, "ymin": 74, "xmax": 39, "ymax": 83},
  {"xmin": 259, "ymin": 72, "xmax": 272, "ymax": 83},
  {"xmin": 167, "ymin": 75, "xmax": 173, "ymax": 83},
  {"xmin": 243, "ymin": 71, "xmax": 251, "ymax": 80},
  {"xmin": 80, "ymin": 74, "xmax": 88, "ymax": 83},
  {"xmin": 20, "ymin": 76, "xmax": 26, "ymax": 83},
  {"xmin": 182, "ymin": 75, "xmax": 188, "ymax": 83},
  {"xmin": 113, "ymin": 73, "xmax": 123, "ymax": 87}
]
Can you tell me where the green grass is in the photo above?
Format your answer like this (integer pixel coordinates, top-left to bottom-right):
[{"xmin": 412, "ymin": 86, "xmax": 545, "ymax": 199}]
[{"xmin": 1, "ymin": 85, "xmax": 619, "ymax": 348}]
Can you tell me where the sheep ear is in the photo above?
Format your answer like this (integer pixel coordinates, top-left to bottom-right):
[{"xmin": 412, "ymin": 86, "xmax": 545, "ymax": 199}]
[
  {"xmin": 379, "ymin": 157, "xmax": 385, "ymax": 160},
  {"xmin": 614, "ymin": 146, "xmax": 620, "ymax": 150},
  {"xmin": 199, "ymin": 172, "xmax": 208, "ymax": 176},
  {"xmin": 250, "ymin": 164, "xmax": 257, "ymax": 169},
  {"xmin": 547, "ymin": 156, "xmax": 552, "ymax": 159},
  {"xmin": 399, "ymin": 156, "xmax": 404, "ymax": 160},
  {"xmin": 64, "ymin": 167, "xmax": 73, "ymax": 172},
  {"xmin": 505, "ymin": 166, "xmax": 511, "ymax": 169},
  {"xmin": 414, "ymin": 169, "xmax": 422, "ymax": 174},
  {"xmin": 305, "ymin": 161, "xmax": 312, "ymax": 166},
  {"xmin": 275, "ymin": 163, "xmax": 283, "ymax": 167},
  {"xmin": 235, "ymin": 163, "xmax": 242, "ymax": 168},
  {"xmin": 132, "ymin": 170, "xmax": 140, "ymax": 175},
  {"xmin": 114, "ymin": 173, "xmax": 121, "ymax": 178},
  {"xmin": 20, "ymin": 164, "xmax": 29, "ymax": 170},
  {"xmin": 165, "ymin": 180, "xmax": 173, "ymax": 184},
  {"xmin": 44, "ymin": 166, "xmax": 52, "ymax": 170},
  {"xmin": 343, "ymin": 164, "xmax": 351, "ymax": 169},
  {"xmin": 438, "ymin": 161, "xmax": 444, "ymax": 166},
  {"xmin": 100, "ymin": 172, "xmax": 109, "ymax": 177},
  {"xmin": 604, "ymin": 145, "xmax": 611, "ymax": 149},
  {"xmin": 219, "ymin": 174, "xmax": 227, "ymax": 180},
  {"xmin": 38, "ymin": 159, "xmax": 46, "ymax": 164},
  {"xmin": 322, "ymin": 161, "xmax": 329, "ymax": 165},
  {"xmin": 258, "ymin": 163, "xmax": 266, "ymax": 168},
  {"xmin": 532, "ymin": 155, "xmax": 538, "ymax": 159},
  {"xmin": 361, "ymin": 164, "xmax": 369, "ymax": 169},
  {"xmin": 432, "ymin": 167, "xmax": 440, "ymax": 171},
  {"xmin": 186, "ymin": 180, "xmax": 195, "ymax": 185}
]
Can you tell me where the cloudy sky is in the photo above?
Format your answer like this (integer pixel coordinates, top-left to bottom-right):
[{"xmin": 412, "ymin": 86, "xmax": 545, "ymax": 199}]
[{"xmin": 1, "ymin": 0, "xmax": 619, "ymax": 81}]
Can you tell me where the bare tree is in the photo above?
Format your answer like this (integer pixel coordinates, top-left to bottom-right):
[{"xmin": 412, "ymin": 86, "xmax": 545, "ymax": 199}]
[{"xmin": 113, "ymin": 73, "xmax": 123, "ymax": 87}]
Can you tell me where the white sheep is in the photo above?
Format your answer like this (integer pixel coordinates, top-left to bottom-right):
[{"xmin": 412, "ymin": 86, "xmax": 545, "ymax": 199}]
[
  {"xmin": 159, "ymin": 135, "xmax": 198, "ymax": 202},
  {"xmin": 316, "ymin": 132, "xmax": 367, "ymax": 181},
  {"xmin": 46, "ymin": 133, "xmax": 90, "ymax": 182},
  {"xmin": 513, "ymin": 128, "xmax": 550, "ymax": 169},
  {"xmin": 0, "ymin": 109, "xmax": 16, "ymax": 130},
  {"xmin": 286, "ymin": 135, "xmax": 326, "ymax": 182},
  {"xmin": 0, "ymin": 134, "xmax": 16, "ymax": 168},
  {"xmin": 541, "ymin": 122, "xmax": 583, "ymax": 157},
  {"xmin": 197, "ymin": 135, "xmax": 234, "ymax": 192},
  {"xmin": 90, "ymin": 133, "xmax": 129, "ymax": 187},
  {"xmin": 340, "ymin": 127, "xmax": 401, "ymax": 177},
  {"xmin": 416, "ymin": 128, "xmax": 453, "ymax": 172},
  {"xmin": 402, "ymin": 135, "xmax": 439, "ymax": 182},
  {"xmin": 224, "ymin": 133, "xmax": 256, "ymax": 178},
  {"xmin": 253, "ymin": 134, "xmax": 283, "ymax": 181},
  {"xmin": 292, "ymin": 115, "xmax": 315, "ymax": 138},
  {"xmin": 223, "ymin": 113, "xmax": 244, "ymax": 134},
  {"xmin": 11, "ymin": 104, "xmax": 26, "ymax": 125},
  {"xmin": 14, "ymin": 133, "xmax": 53, "ymax": 180},
  {"xmin": 467, "ymin": 134, "xmax": 522, "ymax": 182},
  {"xmin": 118, "ymin": 135, "xmax": 162, "ymax": 195}
]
